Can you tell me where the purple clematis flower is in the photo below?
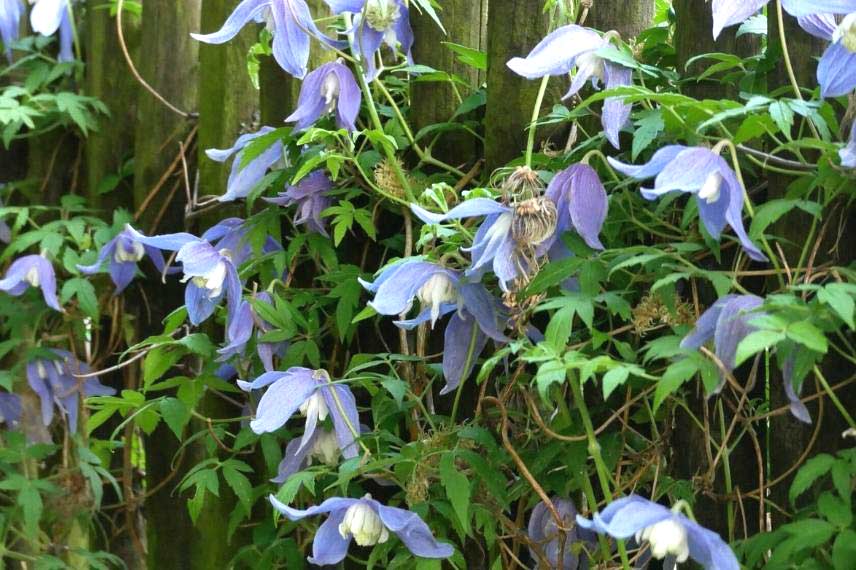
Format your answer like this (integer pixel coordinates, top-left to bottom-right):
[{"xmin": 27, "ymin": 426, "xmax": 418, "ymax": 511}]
[
  {"xmin": 191, "ymin": 0, "xmax": 344, "ymax": 78},
  {"xmin": 539, "ymin": 164, "xmax": 609, "ymax": 260},
  {"xmin": 576, "ymin": 495, "xmax": 738, "ymax": 570},
  {"xmin": 327, "ymin": 0, "xmax": 414, "ymax": 80},
  {"xmin": 842, "ymin": 121, "xmax": 856, "ymax": 167},
  {"xmin": 805, "ymin": 12, "xmax": 856, "ymax": 98},
  {"xmin": 0, "ymin": 0, "xmax": 23, "ymax": 61},
  {"xmin": 206, "ymin": 127, "xmax": 284, "ymax": 202},
  {"xmin": 218, "ymin": 292, "xmax": 286, "ymax": 371},
  {"xmin": 26, "ymin": 349, "xmax": 115, "ymax": 432},
  {"xmin": 77, "ymin": 229, "xmax": 169, "ymax": 294},
  {"xmin": 0, "ymin": 392, "xmax": 22, "ymax": 428},
  {"xmin": 264, "ymin": 170, "xmax": 334, "ymax": 237},
  {"xmin": 712, "ymin": 0, "xmax": 856, "ymax": 38},
  {"xmin": 0, "ymin": 254, "xmax": 62, "ymax": 311},
  {"xmin": 124, "ymin": 224, "xmax": 243, "ymax": 326},
  {"xmin": 360, "ymin": 259, "xmax": 509, "ymax": 394},
  {"xmin": 286, "ymin": 61, "xmax": 362, "ymax": 132},
  {"xmin": 528, "ymin": 497, "xmax": 597, "ymax": 570},
  {"xmin": 30, "ymin": 0, "xmax": 74, "ymax": 62},
  {"xmin": 271, "ymin": 427, "xmax": 342, "ymax": 483},
  {"xmin": 681, "ymin": 294, "xmax": 812, "ymax": 423},
  {"xmin": 507, "ymin": 25, "xmax": 632, "ymax": 149},
  {"xmin": 238, "ymin": 367, "xmax": 360, "ymax": 461},
  {"xmin": 609, "ymin": 146, "xmax": 767, "ymax": 261},
  {"xmin": 269, "ymin": 493, "xmax": 454, "ymax": 565}
]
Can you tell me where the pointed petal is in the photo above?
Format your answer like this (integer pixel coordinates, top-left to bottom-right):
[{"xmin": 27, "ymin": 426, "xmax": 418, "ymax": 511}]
[
  {"xmin": 271, "ymin": 437, "xmax": 313, "ymax": 483},
  {"xmin": 191, "ymin": 0, "xmax": 268, "ymax": 44},
  {"xmin": 411, "ymin": 198, "xmax": 510, "ymax": 225},
  {"xmin": 124, "ymin": 225, "xmax": 198, "ymax": 252},
  {"xmin": 308, "ymin": 509, "xmax": 352, "ymax": 566},
  {"xmin": 322, "ymin": 383, "xmax": 360, "ymax": 459},
  {"xmin": 77, "ymin": 236, "xmax": 118, "ymax": 275},
  {"xmin": 271, "ymin": 0, "xmax": 310, "ymax": 78},
  {"xmin": 683, "ymin": 518, "xmax": 740, "ymax": 570},
  {"xmin": 681, "ymin": 295, "xmax": 738, "ymax": 350},
  {"xmin": 334, "ymin": 63, "xmax": 362, "ymax": 131},
  {"xmin": 250, "ymin": 370, "xmax": 318, "ymax": 434},
  {"xmin": 269, "ymin": 495, "xmax": 358, "ymax": 520},
  {"xmin": 393, "ymin": 303, "xmax": 456, "ymax": 329},
  {"xmin": 602, "ymin": 63, "xmax": 633, "ymax": 149},
  {"xmin": 720, "ymin": 168, "xmax": 767, "ymax": 261},
  {"xmin": 458, "ymin": 283, "xmax": 510, "ymax": 343},
  {"xmin": 507, "ymin": 24, "xmax": 604, "ymax": 79},
  {"xmin": 818, "ymin": 41, "xmax": 856, "ymax": 99},
  {"xmin": 325, "ymin": 0, "xmax": 365, "ymax": 13},
  {"xmin": 797, "ymin": 13, "xmax": 837, "ymax": 40},
  {"xmin": 286, "ymin": 62, "xmax": 329, "ymax": 129},
  {"xmin": 376, "ymin": 503, "xmax": 455, "ymax": 558},
  {"xmin": 184, "ymin": 282, "xmax": 218, "ymax": 326},
  {"xmin": 567, "ymin": 164, "xmax": 608, "ymax": 250},
  {"xmin": 108, "ymin": 259, "xmax": 137, "ymax": 294},
  {"xmin": 30, "ymin": 0, "xmax": 64, "ymax": 36},
  {"xmin": 782, "ymin": 0, "xmax": 856, "ymax": 17},
  {"xmin": 365, "ymin": 261, "xmax": 449, "ymax": 316},
  {"xmin": 840, "ymin": 122, "xmax": 856, "ymax": 168},
  {"xmin": 713, "ymin": 295, "xmax": 763, "ymax": 374},
  {"xmin": 608, "ymin": 145, "xmax": 687, "ymax": 180},
  {"xmin": 783, "ymin": 356, "xmax": 812, "ymax": 424},
  {"xmin": 576, "ymin": 495, "xmax": 672, "ymax": 539},
  {"xmin": 711, "ymin": 0, "xmax": 769, "ymax": 39},
  {"xmin": 440, "ymin": 312, "xmax": 488, "ymax": 395}
]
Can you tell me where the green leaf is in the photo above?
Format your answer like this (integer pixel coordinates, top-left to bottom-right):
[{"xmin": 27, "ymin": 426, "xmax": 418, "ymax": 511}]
[
  {"xmin": 276, "ymin": 472, "xmax": 317, "ymax": 507},
  {"xmin": 602, "ymin": 367, "xmax": 630, "ymax": 400},
  {"xmin": 60, "ymin": 277, "xmax": 99, "ymax": 318},
  {"xmin": 143, "ymin": 346, "xmax": 185, "ymax": 388},
  {"xmin": 833, "ymin": 530, "xmax": 856, "ymax": 570},
  {"xmin": 535, "ymin": 359, "xmax": 566, "ymax": 401},
  {"xmin": 818, "ymin": 492, "xmax": 852, "ymax": 528},
  {"xmin": 818, "ymin": 283, "xmax": 855, "ymax": 329},
  {"xmin": 632, "ymin": 109, "xmax": 664, "ymax": 160},
  {"xmin": 654, "ymin": 358, "xmax": 698, "ymax": 411},
  {"xmin": 786, "ymin": 321, "xmax": 827, "ymax": 354},
  {"xmin": 159, "ymin": 398, "xmax": 190, "ymax": 439},
  {"xmin": 769, "ymin": 101, "xmax": 795, "ymax": 136},
  {"xmin": 789, "ymin": 453, "xmax": 835, "ymax": 504},
  {"xmin": 442, "ymin": 42, "xmax": 486, "ymax": 71},
  {"xmin": 440, "ymin": 453, "xmax": 471, "ymax": 535},
  {"xmin": 222, "ymin": 463, "xmax": 254, "ymax": 512},
  {"xmin": 19, "ymin": 484, "xmax": 43, "ymax": 538},
  {"xmin": 735, "ymin": 330, "xmax": 785, "ymax": 367}
]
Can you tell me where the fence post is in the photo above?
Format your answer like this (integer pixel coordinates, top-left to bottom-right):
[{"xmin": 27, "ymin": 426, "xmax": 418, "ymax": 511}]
[{"xmin": 588, "ymin": 0, "xmax": 654, "ymax": 40}]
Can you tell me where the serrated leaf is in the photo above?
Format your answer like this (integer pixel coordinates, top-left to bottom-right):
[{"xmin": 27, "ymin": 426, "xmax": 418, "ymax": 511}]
[
  {"xmin": 159, "ymin": 398, "xmax": 190, "ymax": 440},
  {"xmin": 790, "ymin": 454, "xmax": 835, "ymax": 504},
  {"xmin": 440, "ymin": 453, "xmax": 470, "ymax": 535},
  {"xmin": 222, "ymin": 464, "xmax": 254, "ymax": 512},
  {"xmin": 786, "ymin": 321, "xmax": 827, "ymax": 354},
  {"xmin": 654, "ymin": 358, "xmax": 697, "ymax": 411},
  {"xmin": 818, "ymin": 283, "xmax": 855, "ymax": 329},
  {"xmin": 602, "ymin": 367, "xmax": 630, "ymax": 400},
  {"xmin": 735, "ymin": 330, "xmax": 785, "ymax": 367}
]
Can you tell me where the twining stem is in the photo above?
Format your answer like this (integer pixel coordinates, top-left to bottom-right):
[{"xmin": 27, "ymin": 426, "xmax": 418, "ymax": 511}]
[
  {"xmin": 449, "ymin": 323, "xmax": 480, "ymax": 425},
  {"xmin": 775, "ymin": 0, "xmax": 821, "ymax": 140},
  {"xmin": 569, "ymin": 375, "xmax": 631, "ymax": 570},
  {"xmin": 814, "ymin": 366, "xmax": 856, "ymax": 430},
  {"xmin": 717, "ymin": 400, "xmax": 736, "ymax": 542},
  {"xmin": 525, "ymin": 76, "xmax": 551, "ymax": 168}
]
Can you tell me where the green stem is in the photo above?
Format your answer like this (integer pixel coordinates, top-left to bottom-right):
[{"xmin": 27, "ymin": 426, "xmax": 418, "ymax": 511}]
[
  {"xmin": 525, "ymin": 76, "xmax": 551, "ymax": 168},
  {"xmin": 449, "ymin": 323, "xmax": 480, "ymax": 425},
  {"xmin": 717, "ymin": 401, "xmax": 735, "ymax": 542},
  {"xmin": 775, "ymin": 0, "xmax": 820, "ymax": 139},
  {"xmin": 814, "ymin": 366, "xmax": 856, "ymax": 430}
]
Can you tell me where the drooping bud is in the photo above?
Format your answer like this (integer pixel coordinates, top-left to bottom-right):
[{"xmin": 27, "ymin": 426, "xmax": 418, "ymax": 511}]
[
  {"xmin": 698, "ymin": 171, "xmax": 723, "ymax": 204},
  {"xmin": 310, "ymin": 429, "xmax": 341, "ymax": 466},
  {"xmin": 512, "ymin": 197, "xmax": 558, "ymax": 247},
  {"xmin": 834, "ymin": 13, "xmax": 856, "ymax": 52},
  {"xmin": 636, "ymin": 518, "xmax": 690, "ymax": 563},
  {"xmin": 338, "ymin": 498, "xmax": 390, "ymax": 546},
  {"xmin": 299, "ymin": 391, "xmax": 329, "ymax": 422},
  {"xmin": 365, "ymin": 0, "xmax": 400, "ymax": 32},
  {"xmin": 417, "ymin": 273, "xmax": 457, "ymax": 327}
]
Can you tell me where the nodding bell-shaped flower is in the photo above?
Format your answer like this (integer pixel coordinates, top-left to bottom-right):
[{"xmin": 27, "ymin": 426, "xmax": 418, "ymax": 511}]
[
  {"xmin": 218, "ymin": 293, "xmax": 286, "ymax": 371},
  {"xmin": 206, "ymin": 127, "xmax": 284, "ymax": 202},
  {"xmin": 238, "ymin": 367, "xmax": 360, "ymax": 461},
  {"xmin": 286, "ymin": 61, "xmax": 362, "ymax": 132},
  {"xmin": 1, "ymin": 0, "xmax": 23, "ymax": 61},
  {"xmin": 0, "ymin": 392, "xmax": 22, "ymax": 429},
  {"xmin": 0, "ymin": 254, "xmax": 62, "ymax": 311},
  {"xmin": 29, "ymin": 0, "xmax": 74, "ymax": 62},
  {"xmin": 576, "ymin": 495, "xmax": 739, "ymax": 570},
  {"xmin": 77, "ymin": 229, "xmax": 169, "ymax": 294},
  {"xmin": 527, "ymin": 497, "xmax": 597, "ymax": 570},
  {"xmin": 269, "ymin": 493, "xmax": 454, "ymax": 565},
  {"xmin": 712, "ymin": 1, "xmax": 856, "ymax": 39},
  {"xmin": 506, "ymin": 25, "xmax": 632, "ymax": 149},
  {"xmin": 608, "ymin": 145, "xmax": 767, "ymax": 262},
  {"xmin": 272, "ymin": 427, "xmax": 344, "ymax": 483},
  {"xmin": 264, "ymin": 170, "xmax": 334, "ymax": 237},
  {"xmin": 326, "ymin": 0, "xmax": 414, "ymax": 80},
  {"xmin": 191, "ymin": 0, "xmax": 344, "ymax": 78},
  {"xmin": 842, "ymin": 121, "xmax": 856, "ymax": 168},
  {"xmin": 360, "ymin": 259, "xmax": 509, "ymax": 394}
]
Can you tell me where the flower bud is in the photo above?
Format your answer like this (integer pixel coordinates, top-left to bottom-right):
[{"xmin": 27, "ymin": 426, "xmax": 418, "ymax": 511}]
[
  {"xmin": 637, "ymin": 518, "xmax": 689, "ymax": 563},
  {"xmin": 338, "ymin": 499, "xmax": 389, "ymax": 546},
  {"xmin": 698, "ymin": 171, "xmax": 723, "ymax": 204},
  {"xmin": 299, "ymin": 391, "xmax": 329, "ymax": 422},
  {"xmin": 417, "ymin": 273, "xmax": 457, "ymax": 327},
  {"xmin": 310, "ymin": 429, "xmax": 341, "ymax": 466}
]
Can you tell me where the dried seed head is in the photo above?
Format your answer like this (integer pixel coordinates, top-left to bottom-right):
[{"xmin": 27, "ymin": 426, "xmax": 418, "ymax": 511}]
[
  {"xmin": 511, "ymin": 197, "xmax": 558, "ymax": 247},
  {"xmin": 374, "ymin": 157, "xmax": 410, "ymax": 198},
  {"xmin": 502, "ymin": 165, "xmax": 543, "ymax": 199}
]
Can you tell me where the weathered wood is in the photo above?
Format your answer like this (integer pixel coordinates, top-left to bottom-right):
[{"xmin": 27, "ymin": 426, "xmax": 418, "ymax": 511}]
[
  {"xmin": 484, "ymin": 0, "xmax": 555, "ymax": 172},
  {"xmin": 588, "ymin": 0, "xmax": 654, "ymax": 40},
  {"xmin": 411, "ymin": 0, "xmax": 488, "ymax": 166}
]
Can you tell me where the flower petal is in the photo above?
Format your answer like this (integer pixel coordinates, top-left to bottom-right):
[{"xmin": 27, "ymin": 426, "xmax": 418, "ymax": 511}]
[
  {"xmin": 681, "ymin": 295, "xmax": 738, "ymax": 350},
  {"xmin": 124, "ymin": 225, "xmax": 198, "ymax": 252},
  {"xmin": 608, "ymin": 145, "xmax": 688, "ymax": 180},
  {"xmin": 271, "ymin": 437, "xmax": 314, "ymax": 483},
  {"xmin": 250, "ymin": 369, "xmax": 318, "ymax": 433},
  {"xmin": 271, "ymin": 0, "xmax": 310, "ymax": 78},
  {"xmin": 683, "ymin": 518, "xmax": 740, "ymax": 570},
  {"xmin": 576, "ymin": 495, "xmax": 672, "ymax": 539},
  {"xmin": 191, "ymin": 0, "xmax": 269, "ymax": 44},
  {"xmin": 840, "ymin": 121, "xmax": 856, "ymax": 168},
  {"xmin": 441, "ymin": 311, "xmax": 488, "ymax": 395},
  {"xmin": 375, "ymin": 503, "xmax": 455, "ymax": 559},
  {"xmin": 783, "ymin": 356, "xmax": 812, "ymax": 424},
  {"xmin": 364, "ymin": 260, "xmax": 450, "ymax": 316},
  {"xmin": 713, "ymin": 295, "xmax": 763, "ymax": 383},
  {"xmin": 322, "ymin": 383, "xmax": 360, "ymax": 459},
  {"xmin": 568, "ymin": 164, "xmax": 609, "ymax": 250},
  {"xmin": 269, "ymin": 494, "xmax": 358, "ymax": 520},
  {"xmin": 818, "ymin": 41, "xmax": 856, "ymax": 99},
  {"xmin": 30, "ymin": 0, "xmax": 65, "ymax": 36},
  {"xmin": 797, "ymin": 13, "xmax": 837, "ymax": 40},
  {"xmin": 711, "ymin": 0, "xmax": 769, "ymax": 39},
  {"xmin": 602, "ymin": 62, "xmax": 633, "ymax": 150},
  {"xmin": 411, "ymin": 198, "xmax": 510, "ymax": 225},
  {"xmin": 308, "ymin": 509, "xmax": 352, "ymax": 566},
  {"xmin": 782, "ymin": 0, "xmax": 856, "ymax": 17},
  {"xmin": 507, "ymin": 24, "xmax": 604, "ymax": 79}
]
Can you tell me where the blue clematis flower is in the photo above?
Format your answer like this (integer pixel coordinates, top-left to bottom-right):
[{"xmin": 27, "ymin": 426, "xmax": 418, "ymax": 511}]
[
  {"xmin": 805, "ymin": 12, "xmax": 856, "ymax": 98},
  {"xmin": 191, "ymin": 0, "xmax": 343, "ymax": 78},
  {"xmin": 609, "ymin": 146, "xmax": 767, "ymax": 262},
  {"xmin": 206, "ymin": 127, "xmax": 284, "ymax": 202},
  {"xmin": 360, "ymin": 259, "xmax": 509, "ymax": 394},
  {"xmin": 30, "ymin": 0, "xmax": 74, "ymax": 62},
  {"xmin": 577, "ymin": 495, "xmax": 738, "ymax": 570},
  {"xmin": 265, "ymin": 170, "xmax": 334, "ymax": 237},
  {"xmin": 26, "ymin": 349, "xmax": 115, "ymax": 432},
  {"xmin": 681, "ymin": 294, "xmax": 812, "ymax": 423},
  {"xmin": 218, "ymin": 292, "xmax": 286, "ymax": 371},
  {"xmin": 712, "ymin": 0, "xmax": 856, "ymax": 38},
  {"xmin": 0, "ymin": 0, "xmax": 23, "ymax": 61},
  {"xmin": 286, "ymin": 61, "xmax": 362, "ymax": 132},
  {"xmin": 0, "ymin": 254, "xmax": 62, "ymax": 311},
  {"xmin": 507, "ymin": 25, "xmax": 632, "ymax": 149},
  {"xmin": 842, "ymin": 121, "xmax": 856, "ymax": 167},
  {"xmin": 77, "ymin": 228, "xmax": 169, "ymax": 295},
  {"xmin": 0, "ymin": 391, "xmax": 22, "ymax": 428},
  {"xmin": 238, "ymin": 367, "xmax": 360, "ymax": 462},
  {"xmin": 271, "ymin": 427, "xmax": 342, "ymax": 483},
  {"xmin": 327, "ymin": 0, "xmax": 414, "ymax": 80},
  {"xmin": 269, "ymin": 493, "xmax": 454, "ymax": 565},
  {"xmin": 124, "ymin": 224, "xmax": 243, "ymax": 326},
  {"xmin": 528, "ymin": 497, "xmax": 598, "ymax": 570}
]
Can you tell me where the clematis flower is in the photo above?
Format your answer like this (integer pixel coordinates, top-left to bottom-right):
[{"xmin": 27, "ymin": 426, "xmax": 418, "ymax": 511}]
[
  {"xmin": 218, "ymin": 292, "xmax": 286, "ymax": 371},
  {"xmin": 191, "ymin": 0, "xmax": 344, "ymax": 78},
  {"xmin": 124, "ymin": 225, "xmax": 242, "ymax": 326},
  {"xmin": 809, "ymin": 12, "xmax": 856, "ymax": 98},
  {"xmin": 360, "ymin": 259, "xmax": 509, "ymax": 393},
  {"xmin": 326, "ymin": 0, "xmax": 414, "ymax": 80},
  {"xmin": 539, "ymin": 164, "xmax": 609, "ymax": 259},
  {"xmin": 272, "ymin": 427, "xmax": 341, "ymax": 483},
  {"xmin": 608, "ymin": 146, "xmax": 767, "ymax": 261},
  {"xmin": 0, "ymin": 199, "xmax": 11, "ymax": 243},
  {"xmin": 269, "ymin": 493, "xmax": 454, "ymax": 565},
  {"xmin": 507, "ymin": 25, "xmax": 632, "ymax": 149},
  {"xmin": 237, "ymin": 367, "xmax": 360, "ymax": 461},
  {"xmin": 576, "ymin": 495, "xmax": 738, "ymax": 570},
  {"xmin": 77, "ymin": 228, "xmax": 169, "ymax": 294},
  {"xmin": 842, "ymin": 121, "xmax": 856, "ymax": 167},
  {"xmin": 286, "ymin": 61, "xmax": 362, "ymax": 132},
  {"xmin": 264, "ymin": 170, "xmax": 334, "ymax": 237},
  {"xmin": 206, "ymin": 127, "xmax": 284, "ymax": 202},
  {"xmin": 26, "ymin": 349, "xmax": 115, "ymax": 432},
  {"xmin": 0, "ymin": 392, "xmax": 22, "ymax": 428},
  {"xmin": 0, "ymin": 254, "xmax": 62, "ymax": 311},
  {"xmin": 0, "ymin": 0, "xmax": 23, "ymax": 61},
  {"xmin": 528, "ymin": 497, "xmax": 597, "ymax": 570},
  {"xmin": 712, "ymin": 0, "xmax": 856, "ymax": 39},
  {"xmin": 29, "ymin": 0, "xmax": 74, "ymax": 62}
]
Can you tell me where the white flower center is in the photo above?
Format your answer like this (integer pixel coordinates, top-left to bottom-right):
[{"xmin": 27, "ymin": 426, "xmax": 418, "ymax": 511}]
[
  {"xmin": 321, "ymin": 71, "xmax": 340, "ymax": 114},
  {"xmin": 299, "ymin": 391, "xmax": 329, "ymax": 422},
  {"xmin": 417, "ymin": 273, "xmax": 457, "ymax": 327},
  {"xmin": 365, "ymin": 0, "xmax": 400, "ymax": 31},
  {"xmin": 833, "ymin": 13, "xmax": 856, "ymax": 52},
  {"xmin": 637, "ymin": 518, "xmax": 690, "ymax": 563},
  {"xmin": 24, "ymin": 265, "xmax": 41, "ymax": 288},
  {"xmin": 310, "ymin": 429, "xmax": 341, "ymax": 466},
  {"xmin": 36, "ymin": 361, "xmax": 48, "ymax": 379},
  {"xmin": 338, "ymin": 499, "xmax": 389, "ymax": 546},
  {"xmin": 189, "ymin": 249, "xmax": 231, "ymax": 299},
  {"xmin": 576, "ymin": 50, "xmax": 605, "ymax": 84},
  {"xmin": 114, "ymin": 240, "xmax": 145, "ymax": 263},
  {"xmin": 698, "ymin": 171, "xmax": 723, "ymax": 204}
]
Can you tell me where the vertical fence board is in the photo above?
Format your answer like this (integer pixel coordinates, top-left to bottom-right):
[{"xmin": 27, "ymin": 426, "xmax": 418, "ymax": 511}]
[{"xmin": 588, "ymin": 0, "xmax": 654, "ymax": 40}]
